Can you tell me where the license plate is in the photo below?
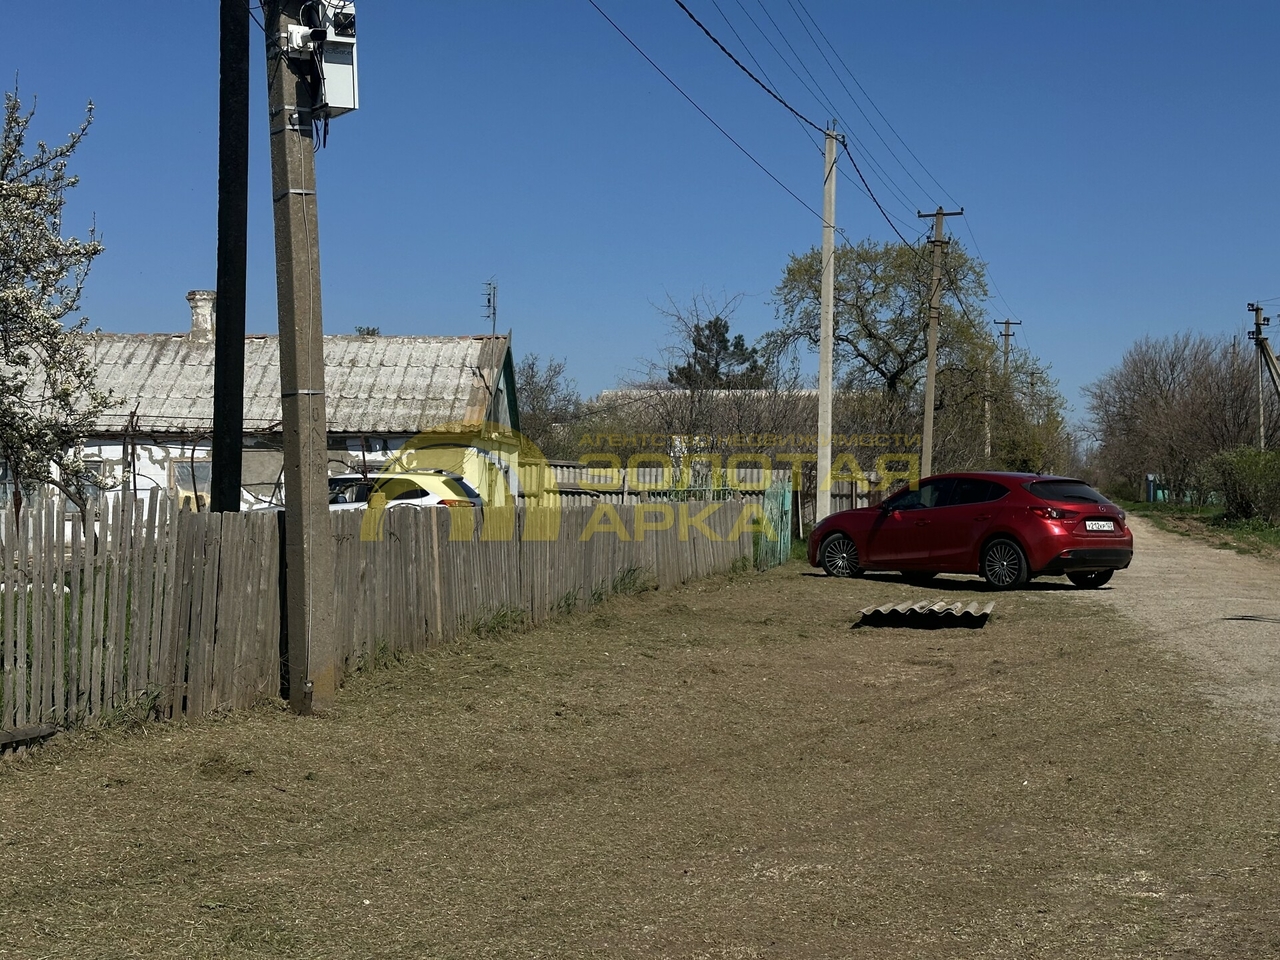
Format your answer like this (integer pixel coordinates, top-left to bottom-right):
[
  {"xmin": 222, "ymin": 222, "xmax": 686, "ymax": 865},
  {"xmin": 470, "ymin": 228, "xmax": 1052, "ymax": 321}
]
[{"xmin": 1085, "ymin": 519, "xmax": 1115, "ymax": 532}]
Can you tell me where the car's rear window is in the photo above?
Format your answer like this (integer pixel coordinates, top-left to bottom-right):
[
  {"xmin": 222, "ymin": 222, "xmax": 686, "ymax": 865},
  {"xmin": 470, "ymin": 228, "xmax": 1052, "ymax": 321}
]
[{"xmin": 1026, "ymin": 480, "xmax": 1109, "ymax": 504}]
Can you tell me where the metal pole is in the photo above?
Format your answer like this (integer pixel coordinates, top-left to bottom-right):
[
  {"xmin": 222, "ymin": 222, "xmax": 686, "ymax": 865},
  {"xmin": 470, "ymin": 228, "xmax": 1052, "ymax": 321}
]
[
  {"xmin": 265, "ymin": 0, "xmax": 337, "ymax": 713},
  {"xmin": 816, "ymin": 128, "xmax": 837, "ymax": 521},
  {"xmin": 212, "ymin": 0, "xmax": 250, "ymax": 512}
]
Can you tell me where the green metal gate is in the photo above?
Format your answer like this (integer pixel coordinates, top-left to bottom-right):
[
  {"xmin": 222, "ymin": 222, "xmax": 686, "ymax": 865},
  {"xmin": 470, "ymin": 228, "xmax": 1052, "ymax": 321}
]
[{"xmin": 755, "ymin": 481, "xmax": 793, "ymax": 570}]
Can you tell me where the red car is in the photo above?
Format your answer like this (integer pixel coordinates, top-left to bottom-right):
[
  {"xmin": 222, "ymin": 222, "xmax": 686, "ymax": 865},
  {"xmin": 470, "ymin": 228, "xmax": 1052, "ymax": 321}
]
[{"xmin": 807, "ymin": 472, "xmax": 1133, "ymax": 590}]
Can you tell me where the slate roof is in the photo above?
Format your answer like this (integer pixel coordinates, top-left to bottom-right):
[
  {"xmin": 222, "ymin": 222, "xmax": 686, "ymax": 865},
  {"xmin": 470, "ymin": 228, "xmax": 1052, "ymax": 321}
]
[{"xmin": 89, "ymin": 333, "xmax": 511, "ymax": 435}]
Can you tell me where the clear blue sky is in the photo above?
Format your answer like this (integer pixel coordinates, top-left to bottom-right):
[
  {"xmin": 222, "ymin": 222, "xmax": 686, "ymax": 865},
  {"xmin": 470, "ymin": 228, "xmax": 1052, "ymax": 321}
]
[{"xmin": 4, "ymin": 2, "xmax": 1278, "ymax": 419}]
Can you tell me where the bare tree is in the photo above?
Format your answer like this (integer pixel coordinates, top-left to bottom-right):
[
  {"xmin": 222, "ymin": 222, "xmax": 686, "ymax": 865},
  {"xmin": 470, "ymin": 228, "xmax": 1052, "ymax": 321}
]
[
  {"xmin": 514, "ymin": 353, "xmax": 583, "ymax": 461},
  {"xmin": 1085, "ymin": 332, "xmax": 1276, "ymax": 499}
]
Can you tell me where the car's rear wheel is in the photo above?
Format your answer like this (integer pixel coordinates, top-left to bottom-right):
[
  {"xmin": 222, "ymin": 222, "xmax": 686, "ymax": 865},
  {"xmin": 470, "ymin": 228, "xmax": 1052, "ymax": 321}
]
[
  {"xmin": 982, "ymin": 538, "xmax": 1028, "ymax": 590},
  {"xmin": 1066, "ymin": 569, "xmax": 1113, "ymax": 589},
  {"xmin": 820, "ymin": 533, "xmax": 861, "ymax": 578}
]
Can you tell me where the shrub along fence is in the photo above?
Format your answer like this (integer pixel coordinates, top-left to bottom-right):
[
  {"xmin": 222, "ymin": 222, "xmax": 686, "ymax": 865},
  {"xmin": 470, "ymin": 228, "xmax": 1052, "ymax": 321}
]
[{"xmin": 1, "ymin": 495, "xmax": 755, "ymax": 742}]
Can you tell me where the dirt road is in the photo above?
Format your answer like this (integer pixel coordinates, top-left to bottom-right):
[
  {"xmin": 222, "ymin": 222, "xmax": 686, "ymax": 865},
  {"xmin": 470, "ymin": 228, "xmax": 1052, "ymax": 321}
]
[{"xmin": 1072, "ymin": 515, "xmax": 1280, "ymax": 737}]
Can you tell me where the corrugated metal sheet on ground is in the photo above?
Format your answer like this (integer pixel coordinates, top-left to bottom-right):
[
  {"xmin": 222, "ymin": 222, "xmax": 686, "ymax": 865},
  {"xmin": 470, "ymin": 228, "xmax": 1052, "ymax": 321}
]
[{"xmin": 855, "ymin": 599, "xmax": 994, "ymax": 628}]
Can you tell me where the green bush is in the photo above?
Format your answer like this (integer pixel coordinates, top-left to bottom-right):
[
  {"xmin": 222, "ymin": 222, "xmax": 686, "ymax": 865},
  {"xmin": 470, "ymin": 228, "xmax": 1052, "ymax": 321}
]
[{"xmin": 1207, "ymin": 448, "xmax": 1280, "ymax": 523}]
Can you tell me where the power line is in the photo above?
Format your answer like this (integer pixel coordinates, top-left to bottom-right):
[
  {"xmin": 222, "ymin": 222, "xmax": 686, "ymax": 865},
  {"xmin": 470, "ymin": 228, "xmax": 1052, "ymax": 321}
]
[
  {"xmin": 672, "ymin": 0, "xmax": 823, "ymax": 135},
  {"xmin": 713, "ymin": 0, "xmax": 916, "ymax": 224},
  {"xmin": 784, "ymin": 0, "xmax": 939, "ymax": 208},
  {"xmin": 839, "ymin": 139, "xmax": 919, "ymax": 250},
  {"xmin": 789, "ymin": 0, "xmax": 960, "ymax": 209},
  {"xmin": 667, "ymin": 0, "xmax": 921, "ymax": 249},
  {"xmin": 744, "ymin": 0, "xmax": 919, "ymax": 217},
  {"xmin": 960, "ymin": 213, "xmax": 1023, "ymax": 325},
  {"xmin": 708, "ymin": 0, "xmax": 828, "ymax": 159},
  {"xmin": 585, "ymin": 0, "xmax": 825, "ymax": 225}
]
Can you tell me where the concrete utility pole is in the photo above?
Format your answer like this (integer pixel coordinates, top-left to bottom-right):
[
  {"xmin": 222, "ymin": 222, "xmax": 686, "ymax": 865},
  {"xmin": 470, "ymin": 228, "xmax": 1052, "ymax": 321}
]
[
  {"xmin": 916, "ymin": 206, "xmax": 963, "ymax": 479},
  {"xmin": 1247, "ymin": 302, "xmax": 1280, "ymax": 450},
  {"xmin": 1250, "ymin": 304, "xmax": 1268, "ymax": 450},
  {"xmin": 995, "ymin": 317, "xmax": 1021, "ymax": 376},
  {"xmin": 212, "ymin": 0, "xmax": 251, "ymax": 513},
  {"xmin": 816, "ymin": 126, "xmax": 839, "ymax": 522},
  {"xmin": 265, "ymin": 0, "xmax": 336, "ymax": 713}
]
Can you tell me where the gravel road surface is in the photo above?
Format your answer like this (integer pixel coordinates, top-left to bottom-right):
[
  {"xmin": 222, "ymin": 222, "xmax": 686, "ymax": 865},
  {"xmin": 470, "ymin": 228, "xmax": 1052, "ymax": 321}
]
[{"xmin": 1072, "ymin": 514, "xmax": 1280, "ymax": 736}]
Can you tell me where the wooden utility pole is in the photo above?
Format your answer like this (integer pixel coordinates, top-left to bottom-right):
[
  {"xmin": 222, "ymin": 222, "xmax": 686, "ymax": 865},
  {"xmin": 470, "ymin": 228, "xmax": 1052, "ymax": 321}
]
[
  {"xmin": 995, "ymin": 317, "xmax": 1021, "ymax": 375},
  {"xmin": 212, "ymin": 0, "xmax": 251, "ymax": 513},
  {"xmin": 265, "ymin": 0, "xmax": 336, "ymax": 713},
  {"xmin": 816, "ymin": 127, "xmax": 839, "ymax": 521},
  {"xmin": 916, "ymin": 206, "xmax": 962, "ymax": 479}
]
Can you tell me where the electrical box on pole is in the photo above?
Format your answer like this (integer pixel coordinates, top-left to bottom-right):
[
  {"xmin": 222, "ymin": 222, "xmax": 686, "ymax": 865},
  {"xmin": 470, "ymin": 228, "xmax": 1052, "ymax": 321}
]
[{"xmin": 284, "ymin": 1, "xmax": 358, "ymax": 118}]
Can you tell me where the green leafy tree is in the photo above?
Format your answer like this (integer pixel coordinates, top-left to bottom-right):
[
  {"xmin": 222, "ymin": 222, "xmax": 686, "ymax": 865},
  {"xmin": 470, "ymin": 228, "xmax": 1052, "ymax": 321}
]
[
  {"xmin": 0, "ymin": 89, "xmax": 110, "ymax": 520},
  {"xmin": 766, "ymin": 238, "xmax": 1076, "ymax": 474},
  {"xmin": 766, "ymin": 238, "xmax": 988, "ymax": 394}
]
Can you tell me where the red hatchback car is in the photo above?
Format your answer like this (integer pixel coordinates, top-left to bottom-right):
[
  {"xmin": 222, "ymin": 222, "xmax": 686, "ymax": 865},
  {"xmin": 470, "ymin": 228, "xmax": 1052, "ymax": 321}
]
[{"xmin": 807, "ymin": 472, "xmax": 1133, "ymax": 590}]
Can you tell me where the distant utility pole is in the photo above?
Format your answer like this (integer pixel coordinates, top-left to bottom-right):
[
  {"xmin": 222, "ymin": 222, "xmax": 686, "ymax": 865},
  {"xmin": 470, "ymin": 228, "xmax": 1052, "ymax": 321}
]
[
  {"xmin": 212, "ymin": 0, "xmax": 251, "ymax": 513},
  {"xmin": 1250, "ymin": 303, "xmax": 1268, "ymax": 450},
  {"xmin": 265, "ymin": 0, "xmax": 337, "ymax": 713},
  {"xmin": 916, "ymin": 206, "xmax": 963, "ymax": 479},
  {"xmin": 484, "ymin": 280, "xmax": 498, "ymax": 338},
  {"xmin": 995, "ymin": 317, "xmax": 1021, "ymax": 375},
  {"xmin": 816, "ymin": 126, "xmax": 840, "ymax": 522},
  {"xmin": 1247, "ymin": 302, "xmax": 1280, "ymax": 450}
]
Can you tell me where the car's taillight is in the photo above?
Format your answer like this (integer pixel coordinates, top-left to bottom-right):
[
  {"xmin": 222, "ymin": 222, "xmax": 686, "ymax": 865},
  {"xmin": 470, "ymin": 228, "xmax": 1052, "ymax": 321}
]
[
  {"xmin": 1031, "ymin": 505, "xmax": 1078, "ymax": 520},
  {"xmin": 441, "ymin": 499, "xmax": 475, "ymax": 507}
]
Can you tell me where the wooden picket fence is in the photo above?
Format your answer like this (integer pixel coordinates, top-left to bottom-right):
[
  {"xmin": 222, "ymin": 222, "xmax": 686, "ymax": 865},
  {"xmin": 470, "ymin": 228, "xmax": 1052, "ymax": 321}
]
[{"xmin": 1, "ymin": 496, "xmax": 754, "ymax": 743}]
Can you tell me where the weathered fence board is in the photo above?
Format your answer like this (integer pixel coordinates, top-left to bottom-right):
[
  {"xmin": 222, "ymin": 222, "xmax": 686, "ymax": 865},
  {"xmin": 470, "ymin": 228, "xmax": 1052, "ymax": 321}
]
[{"xmin": 1, "ymin": 496, "xmax": 756, "ymax": 744}]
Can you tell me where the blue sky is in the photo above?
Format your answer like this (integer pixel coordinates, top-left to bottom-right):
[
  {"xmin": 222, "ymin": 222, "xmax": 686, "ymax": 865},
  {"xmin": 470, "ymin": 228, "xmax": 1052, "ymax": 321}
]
[{"xmin": 5, "ymin": 2, "xmax": 1279, "ymax": 419}]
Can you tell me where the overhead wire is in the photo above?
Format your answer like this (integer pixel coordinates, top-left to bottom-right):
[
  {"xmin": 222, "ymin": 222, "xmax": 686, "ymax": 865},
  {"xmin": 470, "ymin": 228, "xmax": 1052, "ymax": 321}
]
[
  {"xmin": 668, "ymin": 0, "xmax": 924, "ymax": 252},
  {"xmin": 959, "ymin": 213, "xmax": 1023, "ymax": 325},
  {"xmin": 746, "ymin": 0, "xmax": 919, "ymax": 217},
  {"xmin": 681, "ymin": 0, "xmax": 918, "ymax": 218},
  {"xmin": 752, "ymin": 0, "xmax": 918, "ymax": 216},
  {"xmin": 585, "ymin": 0, "xmax": 827, "ymax": 226},
  {"xmin": 789, "ymin": 0, "xmax": 960, "ymax": 209},
  {"xmin": 784, "ymin": 0, "xmax": 938, "ymax": 208}
]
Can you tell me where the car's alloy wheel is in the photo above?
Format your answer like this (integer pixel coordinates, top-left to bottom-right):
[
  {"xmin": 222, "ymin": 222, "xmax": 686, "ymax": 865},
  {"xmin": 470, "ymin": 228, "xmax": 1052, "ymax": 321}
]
[
  {"xmin": 821, "ymin": 533, "xmax": 860, "ymax": 578},
  {"xmin": 1066, "ymin": 569, "xmax": 1113, "ymax": 589},
  {"xmin": 982, "ymin": 538, "xmax": 1028, "ymax": 590}
]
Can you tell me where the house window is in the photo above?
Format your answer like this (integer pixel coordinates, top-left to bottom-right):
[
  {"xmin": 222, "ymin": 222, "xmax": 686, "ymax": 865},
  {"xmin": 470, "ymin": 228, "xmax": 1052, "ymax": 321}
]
[{"xmin": 173, "ymin": 459, "xmax": 212, "ymax": 511}]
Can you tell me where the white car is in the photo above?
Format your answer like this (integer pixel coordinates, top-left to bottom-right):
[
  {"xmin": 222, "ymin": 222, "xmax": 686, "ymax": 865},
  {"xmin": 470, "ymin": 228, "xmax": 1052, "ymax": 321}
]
[
  {"xmin": 250, "ymin": 471, "xmax": 484, "ymax": 512},
  {"xmin": 327, "ymin": 471, "xmax": 483, "ymax": 510}
]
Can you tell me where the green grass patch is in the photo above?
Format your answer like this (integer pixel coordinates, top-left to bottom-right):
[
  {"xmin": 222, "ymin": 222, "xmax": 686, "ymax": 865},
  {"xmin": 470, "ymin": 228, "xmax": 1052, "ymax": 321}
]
[{"xmin": 1118, "ymin": 499, "xmax": 1280, "ymax": 553}]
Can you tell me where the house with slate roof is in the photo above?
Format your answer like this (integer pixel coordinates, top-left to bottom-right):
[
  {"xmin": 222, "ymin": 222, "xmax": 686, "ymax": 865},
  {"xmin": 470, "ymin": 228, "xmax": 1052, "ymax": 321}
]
[{"xmin": 68, "ymin": 291, "xmax": 521, "ymax": 509}]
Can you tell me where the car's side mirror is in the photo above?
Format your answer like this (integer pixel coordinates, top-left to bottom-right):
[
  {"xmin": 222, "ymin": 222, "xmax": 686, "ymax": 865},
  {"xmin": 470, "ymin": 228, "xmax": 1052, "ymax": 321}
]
[{"xmin": 879, "ymin": 500, "xmax": 894, "ymax": 512}]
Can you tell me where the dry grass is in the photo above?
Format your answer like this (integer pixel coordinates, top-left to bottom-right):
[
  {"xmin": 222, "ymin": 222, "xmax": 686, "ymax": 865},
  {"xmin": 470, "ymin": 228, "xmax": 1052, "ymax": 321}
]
[{"xmin": 2, "ymin": 565, "xmax": 1280, "ymax": 958}]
